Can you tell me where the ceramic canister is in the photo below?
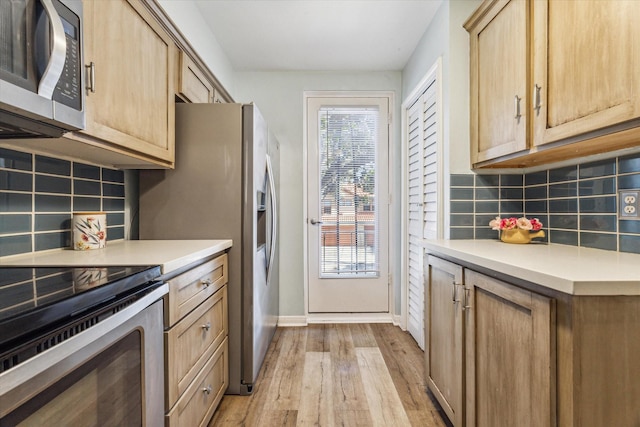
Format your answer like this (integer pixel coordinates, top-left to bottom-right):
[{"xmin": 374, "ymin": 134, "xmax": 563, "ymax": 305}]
[{"xmin": 72, "ymin": 212, "xmax": 107, "ymax": 250}]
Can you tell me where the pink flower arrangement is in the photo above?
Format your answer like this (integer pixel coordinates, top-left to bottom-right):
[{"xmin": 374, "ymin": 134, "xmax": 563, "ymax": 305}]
[{"xmin": 489, "ymin": 216, "xmax": 543, "ymax": 231}]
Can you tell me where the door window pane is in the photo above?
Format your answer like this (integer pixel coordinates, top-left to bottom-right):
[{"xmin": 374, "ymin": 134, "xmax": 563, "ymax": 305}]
[{"xmin": 318, "ymin": 107, "xmax": 379, "ymax": 277}]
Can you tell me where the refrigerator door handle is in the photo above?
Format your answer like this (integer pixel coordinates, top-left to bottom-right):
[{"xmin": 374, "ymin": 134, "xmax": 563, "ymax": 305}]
[{"xmin": 266, "ymin": 154, "xmax": 277, "ymax": 285}]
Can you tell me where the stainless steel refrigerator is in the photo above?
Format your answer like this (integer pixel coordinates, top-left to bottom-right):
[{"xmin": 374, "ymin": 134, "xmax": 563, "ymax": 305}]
[{"xmin": 138, "ymin": 103, "xmax": 279, "ymax": 395}]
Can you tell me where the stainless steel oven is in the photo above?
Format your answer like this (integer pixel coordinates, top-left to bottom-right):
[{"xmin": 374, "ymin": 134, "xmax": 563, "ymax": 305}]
[
  {"xmin": 0, "ymin": 0, "xmax": 84, "ymax": 138},
  {"xmin": 0, "ymin": 266, "xmax": 168, "ymax": 427}
]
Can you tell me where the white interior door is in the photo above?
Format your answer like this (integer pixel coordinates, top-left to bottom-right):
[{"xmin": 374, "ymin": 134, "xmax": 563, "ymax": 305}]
[
  {"xmin": 406, "ymin": 98, "xmax": 425, "ymax": 348},
  {"xmin": 405, "ymin": 62, "xmax": 441, "ymax": 349},
  {"xmin": 306, "ymin": 95, "xmax": 389, "ymax": 313}
]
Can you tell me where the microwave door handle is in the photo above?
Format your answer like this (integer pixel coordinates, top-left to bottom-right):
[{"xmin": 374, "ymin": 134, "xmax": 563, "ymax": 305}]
[{"xmin": 37, "ymin": 0, "xmax": 67, "ymax": 99}]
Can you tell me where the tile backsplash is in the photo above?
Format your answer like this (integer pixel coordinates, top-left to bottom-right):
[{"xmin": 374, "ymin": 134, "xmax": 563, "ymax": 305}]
[
  {"xmin": 0, "ymin": 148, "xmax": 126, "ymax": 257},
  {"xmin": 450, "ymin": 153, "xmax": 640, "ymax": 254}
]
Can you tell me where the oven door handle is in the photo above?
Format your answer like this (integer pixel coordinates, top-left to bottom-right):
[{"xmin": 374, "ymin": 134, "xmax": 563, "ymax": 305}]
[{"xmin": 37, "ymin": 0, "xmax": 67, "ymax": 99}]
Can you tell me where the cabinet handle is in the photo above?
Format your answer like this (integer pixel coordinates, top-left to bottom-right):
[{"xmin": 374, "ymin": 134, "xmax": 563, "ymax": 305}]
[
  {"xmin": 533, "ymin": 84, "xmax": 542, "ymax": 114},
  {"xmin": 462, "ymin": 289, "xmax": 472, "ymax": 311},
  {"xmin": 452, "ymin": 280, "xmax": 457, "ymax": 303},
  {"xmin": 202, "ymin": 385, "xmax": 212, "ymax": 395},
  {"xmin": 452, "ymin": 282, "xmax": 463, "ymax": 304},
  {"xmin": 200, "ymin": 278, "xmax": 212, "ymax": 287},
  {"xmin": 514, "ymin": 95, "xmax": 522, "ymax": 120},
  {"xmin": 201, "ymin": 321, "xmax": 211, "ymax": 331},
  {"xmin": 85, "ymin": 62, "xmax": 95, "ymax": 93}
]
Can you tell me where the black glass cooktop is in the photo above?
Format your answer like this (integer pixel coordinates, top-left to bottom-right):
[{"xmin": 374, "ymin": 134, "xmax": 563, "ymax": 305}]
[{"xmin": 0, "ymin": 265, "xmax": 162, "ymax": 352}]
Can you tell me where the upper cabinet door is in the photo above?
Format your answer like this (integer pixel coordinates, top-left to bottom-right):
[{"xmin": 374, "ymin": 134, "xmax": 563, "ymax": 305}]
[
  {"xmin": 83, "ymin": 0, "xmax": 176, "ymax": 167},
  {"xmin": 533, "ymin": 0, "xmax": 640, "ymax": 147},
  {"xmin": 467, "ymin": 0, "xmax": 640, "ymax": 168},
  {"xmin": 177, "ymin": 51, "xmax": 214, "ymax": 104},
  {"xmin": 466, "ymin": 0, "xmax": 529, "ymax": 165}
]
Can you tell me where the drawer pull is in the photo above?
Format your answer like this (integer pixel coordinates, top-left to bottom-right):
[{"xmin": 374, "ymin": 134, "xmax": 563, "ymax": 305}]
[
  {"xmin": 201, "ymin": 321, "xmax": 211, "ymax": 331},
  {"xmin": 203, "ymin": 385, "xmax": 212, "ymax": 395},
  {"xmin": 200, "ymin": 278, "xmax": 212, "ymax": 287}
]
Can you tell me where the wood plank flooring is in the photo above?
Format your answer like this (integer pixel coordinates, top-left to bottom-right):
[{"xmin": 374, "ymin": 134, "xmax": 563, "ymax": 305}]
[{"xmin": 208, "ymin": 323, "xmax": 450, "ymax": 427}]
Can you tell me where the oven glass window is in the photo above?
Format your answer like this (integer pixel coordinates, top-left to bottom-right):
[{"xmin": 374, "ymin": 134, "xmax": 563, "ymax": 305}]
[{"xmin": 1, "ymin": 331, "xmax": 143, "ymax": 427}]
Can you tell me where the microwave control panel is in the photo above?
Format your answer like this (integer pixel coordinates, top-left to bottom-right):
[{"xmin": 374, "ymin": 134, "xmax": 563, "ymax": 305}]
[{"xmin": 52, "ymin": 1, "xmax": 81, "ymax": 111}]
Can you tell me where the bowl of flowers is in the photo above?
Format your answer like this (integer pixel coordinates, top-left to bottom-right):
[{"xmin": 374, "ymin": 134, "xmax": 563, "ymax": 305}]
[{"xmin": 489, "ymin": 216, "xmax": 545, "ymax": 244}]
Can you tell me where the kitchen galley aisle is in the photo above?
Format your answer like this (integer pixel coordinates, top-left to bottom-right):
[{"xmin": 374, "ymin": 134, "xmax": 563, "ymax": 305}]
[{"xmin": 208, "ymin": 323, "xmax": 448, "ymax": 426}]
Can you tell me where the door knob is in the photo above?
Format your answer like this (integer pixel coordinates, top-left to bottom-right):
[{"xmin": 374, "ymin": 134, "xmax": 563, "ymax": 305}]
[{"xmin": 309, "ymin": 218, "xmax": 323, "ymax": 225}]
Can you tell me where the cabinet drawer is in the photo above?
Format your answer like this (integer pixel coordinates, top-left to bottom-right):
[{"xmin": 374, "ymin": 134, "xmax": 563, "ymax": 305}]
[
  {"xmin": 165, "ymin": 286, "xmax": 228, "ymax": 408},
  {"xmin": 165, "ymin": 253, "xmax": 228, "ymax": 327},
  {"xmin": 166, "ymin": 337, "xmax": 228, "ymax": 427}
]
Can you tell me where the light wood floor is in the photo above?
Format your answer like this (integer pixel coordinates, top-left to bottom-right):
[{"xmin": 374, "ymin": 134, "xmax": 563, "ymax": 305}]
[{"xmin": 208, "ymin": 323, "xmax": 450, "ymax": 427}]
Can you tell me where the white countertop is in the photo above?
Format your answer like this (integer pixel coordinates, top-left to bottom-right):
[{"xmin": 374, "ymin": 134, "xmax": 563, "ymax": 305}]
[
  {"xmin": 0, "ymin": 240, "xmax": 232, "ymax": 275},
  {"xmin": 423, "ymin": 239, "xmax": 640, "ymax": 296}
]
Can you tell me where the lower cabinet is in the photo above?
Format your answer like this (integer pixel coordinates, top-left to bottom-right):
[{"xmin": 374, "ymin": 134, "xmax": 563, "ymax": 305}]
[
  {"xmin": 425, "ymin": 256, "xmax": 464, "ymax": 426},
  {"xmin": 464, "ymin": 270, "xmax": 554, "ymax": 427},
  {"xmin": 164, "ymin": 252, "xmax": 229, "ymax": 427},
  {"xmin": 166, "ymin": 337, "xmax": 228, "ymax": 427},
  {"xmin": 426, "ymin": 255, "xmax": 554, "ymax": 427},
  {"xmin": 427, "ymin": 254, "xmax": 640, "ymax": 426}
]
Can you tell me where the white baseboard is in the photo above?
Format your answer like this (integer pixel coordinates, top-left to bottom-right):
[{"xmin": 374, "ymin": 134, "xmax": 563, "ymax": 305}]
[
  {"xmin": 308, "ymin": 313, "xmax": 394, "ymax": 324},
  {"xmin": 392, "ymin": 314, "xmax": 403, "ymax": 329},
  {"xmin": 277, "ymin": 313, "xmax": 400, "ymax": 327},
  {"xmin": 277, "ymin": 316, "xmax": 308, "ymax": 327}
]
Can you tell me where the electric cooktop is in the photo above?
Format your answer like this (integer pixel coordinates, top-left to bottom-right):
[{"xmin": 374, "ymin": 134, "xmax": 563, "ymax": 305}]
[{"xmin": 0, "ymin": 265, "xmax": 162, "ymax": 357}]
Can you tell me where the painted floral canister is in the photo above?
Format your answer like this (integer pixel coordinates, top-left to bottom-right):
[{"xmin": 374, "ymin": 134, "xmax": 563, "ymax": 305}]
[{"xmin": 72, "ymin": 212, "xmax": 107, "ymax": 250}]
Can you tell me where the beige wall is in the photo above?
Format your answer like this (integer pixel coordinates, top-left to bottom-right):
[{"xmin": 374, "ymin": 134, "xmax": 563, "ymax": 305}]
[
  {"xmin": 402, "ymin": 0, "xmax": 482, "ymax": 176},
  {"xmin": 157, "ymin": 0, "xmax": 236, "ymax": 96}
]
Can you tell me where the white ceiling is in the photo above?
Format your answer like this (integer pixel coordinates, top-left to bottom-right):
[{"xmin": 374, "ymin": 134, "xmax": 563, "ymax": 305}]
[{"xmin": 194, "ymin": 0, "xmax": 443, "ymax": 71}]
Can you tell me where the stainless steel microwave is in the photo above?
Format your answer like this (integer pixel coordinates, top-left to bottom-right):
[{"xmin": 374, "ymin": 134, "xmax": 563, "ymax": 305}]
[{"xmin": 0, "ymin": 0, "xmax": 84, "ymax": 138}]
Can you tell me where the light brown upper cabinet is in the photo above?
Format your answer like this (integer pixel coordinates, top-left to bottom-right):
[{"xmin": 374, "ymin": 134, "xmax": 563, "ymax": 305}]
[
  {"xmin": 79, "ymin": 0, "xmax": 176, "ymax": 168},
  {"xmin": 212, "ymin": 88, "xmax": 226, "ymax": 104},
  {"xmin": 466, "ymin": 0, "xmax": 529, "ymax": 165},
  {"xmin": 177, "ymin": 51, "xmax": 214, "ymax": 104},
  {"xmin": 533, "ymin": 0, "xmax": 640, "ymax": 146},
  {"xmin": 466, "ymin": 0, "xmax": 640, "ymax": 168}
]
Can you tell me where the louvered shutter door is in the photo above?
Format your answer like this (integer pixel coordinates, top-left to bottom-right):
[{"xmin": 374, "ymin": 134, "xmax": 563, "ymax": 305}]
[
  {"xmin": 407, "ymin": 74, "xmax": 438, "ymax": 349},
  {"xmin": 406, "ymin": 98, "xmax": 425, "ymax": 349},
  {"xmin": 422, "ymin": 80, "xmax": 438, "ymax": 240}
]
